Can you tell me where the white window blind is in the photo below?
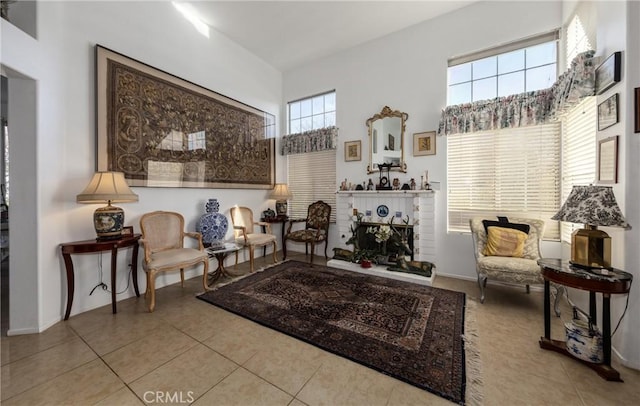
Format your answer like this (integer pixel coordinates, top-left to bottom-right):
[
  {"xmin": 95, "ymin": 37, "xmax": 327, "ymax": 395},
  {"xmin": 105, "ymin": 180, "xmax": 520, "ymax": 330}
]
[
  {"xmin": 560, "ymin": 96, "xmax": 597, "ymax": 242},
  {"xmin": 288, "ymin": 150, "xmax": 336, "ymax": 222},
  {"xmin": 447, "ymin": 123, "xmax": 561, "ymax": 239}
]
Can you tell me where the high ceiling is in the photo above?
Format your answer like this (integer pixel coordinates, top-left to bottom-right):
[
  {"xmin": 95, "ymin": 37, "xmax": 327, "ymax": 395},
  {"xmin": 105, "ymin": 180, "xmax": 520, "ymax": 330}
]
[{"xmin": 186, "ymin": 1, "xmax": 477, "ymax": 71}]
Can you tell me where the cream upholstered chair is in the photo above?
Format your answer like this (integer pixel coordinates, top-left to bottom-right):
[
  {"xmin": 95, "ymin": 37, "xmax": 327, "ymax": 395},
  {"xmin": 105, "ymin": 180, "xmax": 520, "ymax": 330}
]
[
  {"xmin": 469, "ymin": 217, "xmax": 563, "ymax": 313},
  {"xmin": 139, "ymin": 211, "xmax": 209, "ymax": 312},
  {"xmin": 283, "ymin": 200, "xmax": 331, "ymax": 265},
  {"xmin": 230, "ymin": 206, "xmax": 277, "ymax": 272}
]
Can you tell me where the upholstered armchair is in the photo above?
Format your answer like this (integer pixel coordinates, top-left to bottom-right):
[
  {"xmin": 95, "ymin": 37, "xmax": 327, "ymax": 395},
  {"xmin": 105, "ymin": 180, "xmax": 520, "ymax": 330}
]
[
  {"xmin": 283, "ymin": 200, "xmax": 331, "ymax": 265},
  {"xmin": 469, "ymin": 217, "xmax": 563, "ymax": 314},
  {"xmin": 230, "ymin": 206, "xmax": 278, "ymax": 272},
  {"xmin": 139, "ymin": 211, "xmax": 209, "ymax": 312}
]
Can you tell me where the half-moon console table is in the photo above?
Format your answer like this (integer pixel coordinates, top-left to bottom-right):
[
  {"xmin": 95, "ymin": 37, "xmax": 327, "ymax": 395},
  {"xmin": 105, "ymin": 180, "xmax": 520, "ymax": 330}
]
[
  {"xmin": 538, "ymin": 258, "xmax": 632, "ymax": 381},
  {"xmin": 60, "ymin": 234, "xmax": 141, "ymax": 320}
]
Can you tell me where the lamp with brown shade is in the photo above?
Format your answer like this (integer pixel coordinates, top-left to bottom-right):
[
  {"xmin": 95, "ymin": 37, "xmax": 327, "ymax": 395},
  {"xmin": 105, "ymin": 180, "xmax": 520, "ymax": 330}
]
[
  {"xmin": 77, "ymin": 172, "xmax": 138, "ymax": 240},
  {"xmin": 269, "ymin": 183, "xmax": 292, "ymax": 216}
]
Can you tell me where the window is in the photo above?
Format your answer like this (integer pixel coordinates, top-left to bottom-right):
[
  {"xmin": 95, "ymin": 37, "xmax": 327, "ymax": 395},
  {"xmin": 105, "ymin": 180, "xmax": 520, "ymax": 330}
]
[
  {"xmin": 288, "ymin": 150, "xmax": 336, "ymax": 222},
  {"xmin": 288, "ymin": 91, "xmax": 336, "ymax": 134},
  {"xmin": 566, "ymin": 14, "xmax": 594, "ymax": 67},
  {"xmin": 447, "ymin": 123, "xmax": 561, "ymax": 240},
  {"xmin": 560, "ymin": 97, "xmax": 597, "ymax": 242},
  {"xmin": 287, "ymin": 91, "xmax": 337, "ymax": 222},
  {"xmin": 448, "ymin": 31, "xmax": 559, "ymax": 105}
]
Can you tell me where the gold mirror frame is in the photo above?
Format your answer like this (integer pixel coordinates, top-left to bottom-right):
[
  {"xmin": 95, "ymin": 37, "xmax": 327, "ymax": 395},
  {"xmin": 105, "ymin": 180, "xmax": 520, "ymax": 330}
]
[{"xmin": 366, "ymin": 106, "xmax": 408, "ymax": 174}]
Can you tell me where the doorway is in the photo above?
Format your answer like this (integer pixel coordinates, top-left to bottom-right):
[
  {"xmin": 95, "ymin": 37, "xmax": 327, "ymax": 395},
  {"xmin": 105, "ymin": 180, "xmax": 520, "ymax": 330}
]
[{"xmin": 1, "ymin": 74, "xmax": 9, "ymax": 335}]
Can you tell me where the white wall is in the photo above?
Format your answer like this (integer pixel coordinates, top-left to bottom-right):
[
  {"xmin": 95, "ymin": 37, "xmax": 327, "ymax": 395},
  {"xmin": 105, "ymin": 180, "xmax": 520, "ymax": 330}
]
[
  {"xmin": 283, "ymin": 0, "xmax": 563, "ymax": 279},
  {"xmin": 1, "ymin": 1, "xmax": 283, "ymax": 332},
  {"xmin": 284, "ymin": 0, "xmax": 639, "ymax": 368},
  {"xmin": 621, "ymin": 0, "xmax": 640, "ymax": 370}
]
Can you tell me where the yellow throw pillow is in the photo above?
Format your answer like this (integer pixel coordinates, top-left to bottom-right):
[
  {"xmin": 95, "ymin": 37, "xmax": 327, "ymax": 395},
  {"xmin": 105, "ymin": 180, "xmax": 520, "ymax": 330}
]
[{"xmin": 483, "ymin": 226, "xmax": 528, "ymax": 258}]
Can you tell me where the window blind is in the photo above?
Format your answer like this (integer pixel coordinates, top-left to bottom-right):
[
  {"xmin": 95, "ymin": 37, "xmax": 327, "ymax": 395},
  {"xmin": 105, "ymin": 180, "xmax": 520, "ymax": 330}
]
[
  {"xmin": 447, "ymin": 123, "xmax": 561, "ymax": 239},
  {"xmin": 560, "ymin": 96, "xmax": 597, "ymax": 242},
  {"xmin": 288, "ymin": 150, "xmax": 336, "ymax": 222}
]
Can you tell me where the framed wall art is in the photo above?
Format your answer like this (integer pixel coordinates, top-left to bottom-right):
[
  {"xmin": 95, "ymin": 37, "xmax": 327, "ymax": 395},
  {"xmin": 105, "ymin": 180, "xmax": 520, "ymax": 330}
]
[
  {"xmin": 344, "ymin": 140, "xmax": 362, "ymax": 161},
  {"xmin": 635, "ymin": 87, "xmax": 640, "ymax": 133},
  {"xmin": 413, "ymin": 131, "xmax": 436, "ymax": 156},
  {"xmin": 597, "ymin": 93, "xmax": 618, "ymax": 131},
  {"xmin": 597, "ymin": 136, "xmax": 618, "ymax": 184},
  {"xmin": 96, "ymin": 45, "xmax": 276, "ymax": 189},
  {"xmin": 595, "ymin": 51, "xmax": 621, "ymax": 95}
]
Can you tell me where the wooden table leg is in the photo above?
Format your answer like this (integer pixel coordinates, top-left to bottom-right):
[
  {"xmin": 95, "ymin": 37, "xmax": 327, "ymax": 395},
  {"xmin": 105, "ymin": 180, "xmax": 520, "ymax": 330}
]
[
  {"xmin": 602, "ymin": 293, "xmax": 612, "ymax": 366},
  {"xmin": 544, "ymin": 279, "xmax": 551, "ymax": 339},
  {"xmin": 131, "ymin": 243, "xmax": 140, "ymax": 297},
  {"xmin": 110, "ymin": 246, "xmax": 118, "ymax": 314},
  {"xmin": 62, "ymin": 252, "xmax": 75, "ymax": 320}
]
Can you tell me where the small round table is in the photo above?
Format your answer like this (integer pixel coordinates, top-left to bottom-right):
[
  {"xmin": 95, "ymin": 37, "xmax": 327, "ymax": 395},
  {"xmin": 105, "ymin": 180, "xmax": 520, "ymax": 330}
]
[
  {"xmin": 206, "ymin": 243, "xmax": 240, "ymax": 285},
  {"xmin": 538, "ymin": 258, "xmax": 632, "ymax": 381}
]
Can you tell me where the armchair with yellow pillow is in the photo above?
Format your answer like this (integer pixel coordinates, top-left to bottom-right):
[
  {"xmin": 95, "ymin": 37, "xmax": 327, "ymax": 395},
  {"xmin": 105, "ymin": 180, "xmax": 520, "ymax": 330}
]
[{"xmin": 470, "ymin": 217, "xmax": 563, "ymax": 314}]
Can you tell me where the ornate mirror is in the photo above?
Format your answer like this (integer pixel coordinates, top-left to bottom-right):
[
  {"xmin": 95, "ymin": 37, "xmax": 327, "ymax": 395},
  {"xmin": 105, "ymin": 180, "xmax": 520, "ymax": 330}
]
[{"xmin": 366, "ymin": 106, "xmax": 408, "ymax": 174}]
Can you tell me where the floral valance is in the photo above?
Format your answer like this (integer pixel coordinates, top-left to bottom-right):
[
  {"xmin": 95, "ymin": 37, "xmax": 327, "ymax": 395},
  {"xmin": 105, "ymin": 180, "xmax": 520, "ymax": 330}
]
[
  {"xmin": 280, "ymin": 126, "xmax": 338, "ymax": 155},
  {"xmin": 437, "ymin": 50, "xmax": 596, "ymax": 136}
]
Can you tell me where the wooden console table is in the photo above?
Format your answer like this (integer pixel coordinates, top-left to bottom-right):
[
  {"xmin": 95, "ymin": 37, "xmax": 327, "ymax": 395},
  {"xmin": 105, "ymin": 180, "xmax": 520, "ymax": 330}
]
[
  {"xmin": 261, "ymin": 215, "xmax": 288, "ymax": 256},
  {"xmin": 538, "ymin": 258, "xmax": 632, "ymax": 381},
  {"xmin": 60, "ymin": 234, "xmax": 141, "ymax": 320}
]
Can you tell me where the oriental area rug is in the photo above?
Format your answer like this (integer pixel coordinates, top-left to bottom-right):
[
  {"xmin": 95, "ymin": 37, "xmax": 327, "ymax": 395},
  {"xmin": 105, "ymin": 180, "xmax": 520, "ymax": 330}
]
[{"xmin": 197, "ymin": 260, "xmax": 482, "ymax": 405}]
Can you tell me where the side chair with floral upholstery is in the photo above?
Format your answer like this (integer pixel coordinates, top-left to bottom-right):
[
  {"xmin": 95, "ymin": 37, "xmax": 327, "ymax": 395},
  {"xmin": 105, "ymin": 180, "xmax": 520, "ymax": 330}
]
[
  {"xmin": 283, "ymin": 200, "xmax": 331, "ymax": 265},
  {"xmin": 469, "ymin": 217, "xmax": 564, "ymax": 315}
]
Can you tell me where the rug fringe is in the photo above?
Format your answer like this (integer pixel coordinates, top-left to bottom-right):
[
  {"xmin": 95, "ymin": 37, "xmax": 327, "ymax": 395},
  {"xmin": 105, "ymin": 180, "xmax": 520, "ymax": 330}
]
[{"xmin": 463, "ymin": 299, "xmax": 484, "ymax": 406}]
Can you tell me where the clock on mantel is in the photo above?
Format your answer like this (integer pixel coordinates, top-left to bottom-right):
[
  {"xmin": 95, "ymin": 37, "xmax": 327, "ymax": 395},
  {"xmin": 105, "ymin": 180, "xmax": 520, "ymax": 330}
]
[{"xmin": 376, "ymin": 163, "xmax": 396, "ymax": 190}]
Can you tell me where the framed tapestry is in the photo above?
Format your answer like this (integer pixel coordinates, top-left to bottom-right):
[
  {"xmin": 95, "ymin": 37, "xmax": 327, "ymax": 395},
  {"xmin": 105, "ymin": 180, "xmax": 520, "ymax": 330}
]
[{"xmin": 96, "ymin": 45, "xmax": 275, "ymax": 189}]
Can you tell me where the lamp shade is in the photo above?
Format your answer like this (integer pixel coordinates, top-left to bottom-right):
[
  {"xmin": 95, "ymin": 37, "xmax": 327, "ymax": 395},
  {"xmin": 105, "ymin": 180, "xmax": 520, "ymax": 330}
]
[
  {"xmin": 269, "ymin": 183, "xmax": 292, "ymax": 200},
  {"xmin": 552, "ymin": 185, "xmax": 630, "ymax": 228},
  {"xmin": 77, "ymin": 172, "xmax": 138, "ymax": 203},
  {"xmin": 77, "ymin": 172, "xmax": 138, "ymax": 240}
]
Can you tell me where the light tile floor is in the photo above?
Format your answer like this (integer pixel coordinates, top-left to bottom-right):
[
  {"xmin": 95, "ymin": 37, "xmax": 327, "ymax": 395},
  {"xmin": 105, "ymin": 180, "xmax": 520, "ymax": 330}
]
[{"xmin": 2, "ymin": 252, "xmax": 639, "ymax": 405}]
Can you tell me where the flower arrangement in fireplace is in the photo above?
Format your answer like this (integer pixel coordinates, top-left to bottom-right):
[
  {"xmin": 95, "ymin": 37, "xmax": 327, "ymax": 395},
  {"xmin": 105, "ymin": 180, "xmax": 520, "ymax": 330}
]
[
  {"xmin": 338, "ymin": 213, "xmax": 412, "ymax": 265},
  {"xmin": 332, "ymin": 211, "xmax": 433, "ymax": 277},
  {"xmin": 367, "ymin": 225, "xmax": 392, "ymax": 244}
]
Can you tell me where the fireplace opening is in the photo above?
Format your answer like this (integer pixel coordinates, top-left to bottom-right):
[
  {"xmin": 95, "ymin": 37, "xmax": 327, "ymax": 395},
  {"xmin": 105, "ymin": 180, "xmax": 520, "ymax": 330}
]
[{"xmin": 352, "ymin": 222, "xmax": 414, "ymax": 264}]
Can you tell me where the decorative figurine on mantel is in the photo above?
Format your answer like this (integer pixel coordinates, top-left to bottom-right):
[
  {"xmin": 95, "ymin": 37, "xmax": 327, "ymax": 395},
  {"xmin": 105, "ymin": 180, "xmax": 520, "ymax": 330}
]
[
  {"xmin": 392, "ymin": 178, "xmax": 400, "ymax": 190},
  {"xmin": 410, "ymin": 178, "xmax": 416, "ymax": 190},
  {"xmin": 340, "ymin": 178, "xmax": 348, "ymax": 191},
  {"xmin": 367, "ymin": 179, "xmax": 374, "ymax": 190}
]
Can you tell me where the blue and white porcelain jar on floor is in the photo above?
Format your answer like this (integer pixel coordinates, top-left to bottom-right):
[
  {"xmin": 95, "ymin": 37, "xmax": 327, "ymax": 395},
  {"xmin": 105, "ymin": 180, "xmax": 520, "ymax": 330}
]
[{"xmin": 196, "ymin": 198, "xmax": 228, "ymax": 248}]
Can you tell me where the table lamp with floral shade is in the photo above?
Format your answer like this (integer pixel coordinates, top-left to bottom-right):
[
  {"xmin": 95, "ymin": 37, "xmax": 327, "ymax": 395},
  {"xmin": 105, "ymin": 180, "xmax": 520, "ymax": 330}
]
[{"xmin": 552, "ymin": 185, "xmax": 630, "ymax": 270}]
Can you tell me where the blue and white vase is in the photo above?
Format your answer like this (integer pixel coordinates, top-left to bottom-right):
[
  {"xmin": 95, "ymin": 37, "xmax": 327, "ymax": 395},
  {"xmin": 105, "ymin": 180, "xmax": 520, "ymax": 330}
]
[{"xmin": 196, "ymin": 198, "xmax": 228, "ymax": 247}]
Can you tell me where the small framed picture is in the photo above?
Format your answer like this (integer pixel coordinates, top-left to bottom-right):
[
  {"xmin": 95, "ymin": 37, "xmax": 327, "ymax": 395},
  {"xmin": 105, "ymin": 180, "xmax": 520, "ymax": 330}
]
[
  {"xmin": 597, "ymin": 136, "xmax": 618, "ymax": 184},
  {"xmin": 344, "ymin": 140, "xmax": 361, "ymax": 162},
  {"xmin": 597, "ymin": 93, "xmax": 619, "ymax": 131},
  {"xmin": 635, "ymin": 87, "xmax": 640, "ymax": 133},
  {"xmin": 595, "ymin": 51, "xmax": 621, "ymax": 95},
  {"xmin": 413, "ymin": 131, "xmax": 436, "ymax": 156},
  {"xmin": 122, "ymin": 226, "xmax": 134, "ymax": 236}
]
